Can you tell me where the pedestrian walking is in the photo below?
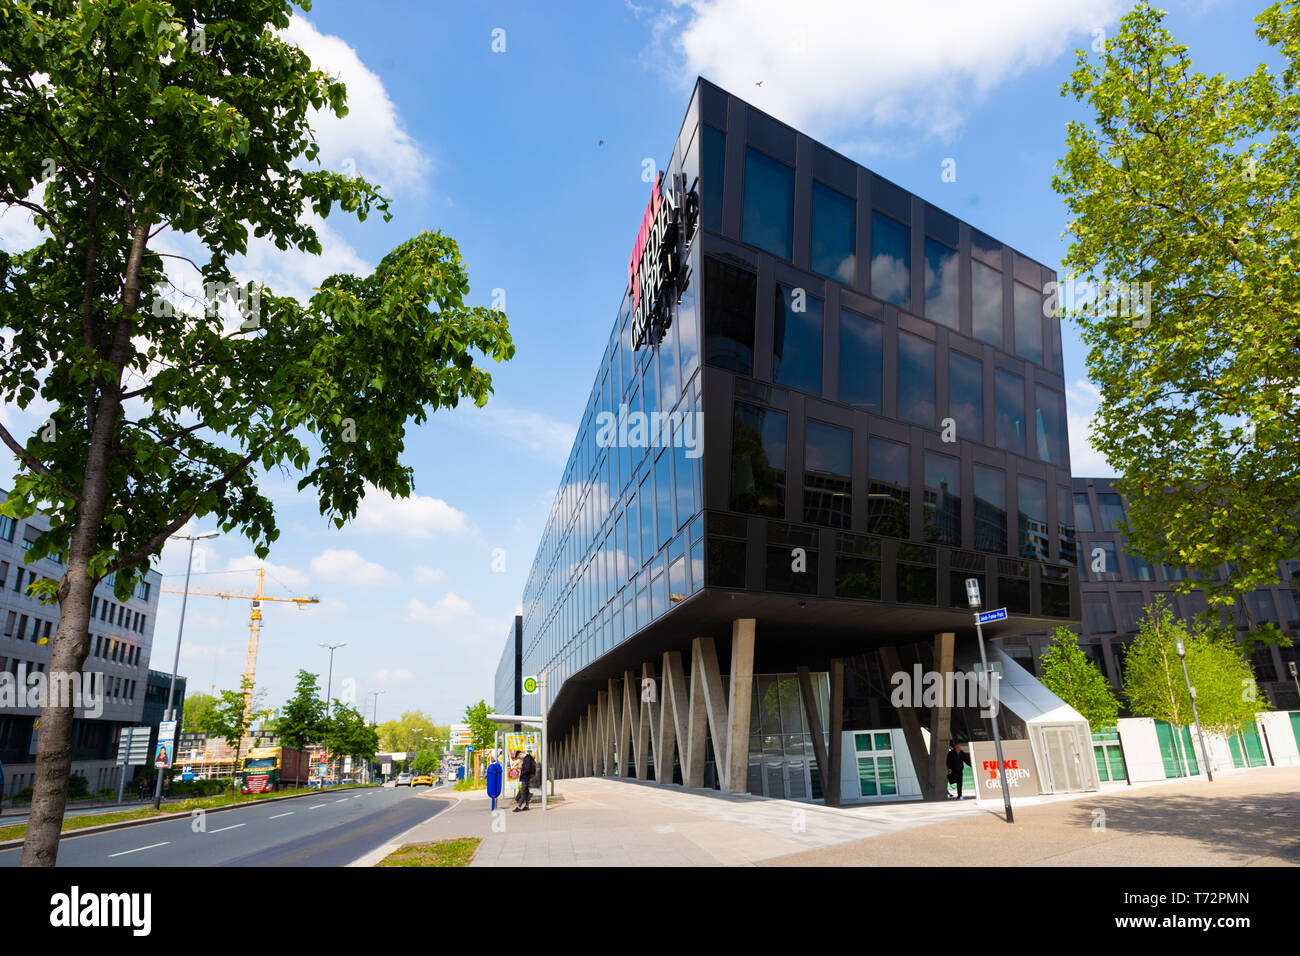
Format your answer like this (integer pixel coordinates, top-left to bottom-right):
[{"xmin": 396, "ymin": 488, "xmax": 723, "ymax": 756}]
[
  {"xmin": 947, "ymin": 741, "xmax": 971, "ymax": 799},
  {"xmin": 512, "ymin": 751, "xmax": 536, "ymax": 812}
]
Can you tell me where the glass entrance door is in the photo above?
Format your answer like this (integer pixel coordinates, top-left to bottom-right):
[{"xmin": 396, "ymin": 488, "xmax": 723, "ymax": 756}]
[{"xmin": 1042, "ymin": 725, "xmax": 1085, "ymax": 792}]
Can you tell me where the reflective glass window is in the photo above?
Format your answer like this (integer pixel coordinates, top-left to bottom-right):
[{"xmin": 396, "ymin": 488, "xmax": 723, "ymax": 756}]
[
  {"xmin": 994, "ymin": 369, "xmax": 1025, "ymax": 454},
  {"xmin": 871, "ymin": 211, "xmax": 910, "ymax": 309},
  {"xmin": 972, "ymin": 260, "xmax": 1002, "ymax": 347},
  {"xmin": 730, "ymin": 402, "xmax": 787, "ymax": 517},
  {"xmin": 639, "ymin": 473, "xmax": 655, "ymax": 564},
  {"xmin": 948, "ymin": 351, "xmax": 983, "ymax": 443},
  {"xmin": 811, "ymin": 181, "xmax": 856, "ymax": 283},
  {"xmin": 742, "ymin": 147, "xmax": 794, "ymax": 260},
  {"xmin": 923, "ymin": 452, "xmax": 961, "ymax": 546},
  {"xmin": 839, "ymin": 310, "xmax": 882, "ymax": 411},
  {"xmin": 974, "ymin": 465, "xmax": 1007, "ymax": 554},
  {"xmin": 1014, "ymin": 282, "xmax": 1044, "ymax": 364},
  {"xmin": 702, "ymin": 256, "xmax": 756, "ymax": 375},
  {"xmin": 867, "ymin": 437, "xmax": 910, "ymax": 538},
  {"xmin": 804, "ymin": 420, "xmax": 852, "ymax": 529},
  {"xmin": 773, "ymin": 284, "xmax": 824, "ymax": 394},
  {"xmin": 897, "ymin": 331, "xmax": 935, "ymax": 426},
  {"xmin": 702, "ymin": 125, "xmax": 725, "ymax": 233},
  {"xmin": 1096, "ymin": 493, "xmax": 1126, "ymax": 530},
  {"xmin": 1018, "ymin": 475, "xmax": 1049, "ymax": 561},
  {"xmin": 1035, "ymin": 385, "xmax": 1068, "ymax": 466},
  {"xmin": 1072, "ymin": 492, "xmax": 1094, "ymax": 533},
  {"xmin": 924, "ymin": 237, "xmax": 958, "ymax": 329}
]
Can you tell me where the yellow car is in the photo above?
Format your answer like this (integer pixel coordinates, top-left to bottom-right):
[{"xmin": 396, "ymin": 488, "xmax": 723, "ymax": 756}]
[{"xmin": 412, "ymin": 774, "xmax": 434, "ymax": 787}]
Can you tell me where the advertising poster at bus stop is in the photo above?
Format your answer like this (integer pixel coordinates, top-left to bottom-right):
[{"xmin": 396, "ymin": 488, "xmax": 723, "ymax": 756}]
[
  {"xmin": 504, "ymin": 732, "xmax": 539, "ymax": 792},
  {"xmin": 155, "ymin": 719, "xmax": 177, "ymax": 768}
]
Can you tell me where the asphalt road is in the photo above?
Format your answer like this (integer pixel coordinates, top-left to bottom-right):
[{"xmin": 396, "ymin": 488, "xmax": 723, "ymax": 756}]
[{"xmin": 0, "ymin": 784, "xmax": 448, "ymax": 867}]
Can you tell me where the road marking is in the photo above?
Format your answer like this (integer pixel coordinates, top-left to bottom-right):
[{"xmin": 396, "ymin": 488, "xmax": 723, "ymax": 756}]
[
  {"xmin": 109, "ymin": 842, "xmax": 169, "ymax": 857},
  {"xmin": 208, "ymin": 824, "xmax": 245, "ymax": 835},
  {"xmin": 335, "ymin": 798, "xmax": 349, "ymax": 803},
  {"xmin": 308, "ymin": 803, "xmax": 328, "ymax": 809},
  {"xmin": 268, "ymin": 812, "xmax": 294, "ymax": 819}
]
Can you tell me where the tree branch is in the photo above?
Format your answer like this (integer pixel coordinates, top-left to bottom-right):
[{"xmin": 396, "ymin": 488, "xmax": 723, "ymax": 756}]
[{"xmin": 0, "ymin": 420, "xmax": 78, "ymax": 503}]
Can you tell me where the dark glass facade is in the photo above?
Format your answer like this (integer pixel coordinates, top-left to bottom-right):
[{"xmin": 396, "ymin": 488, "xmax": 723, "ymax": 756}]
[{"xmin": 516, "ymin": 78, "xmax": 1080, "ymax": 740}]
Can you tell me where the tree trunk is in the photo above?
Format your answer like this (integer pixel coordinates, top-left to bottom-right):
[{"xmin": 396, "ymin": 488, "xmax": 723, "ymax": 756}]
[{"xmin": 20, "ymin": 221, "xmax": 146, "ymax": 866}]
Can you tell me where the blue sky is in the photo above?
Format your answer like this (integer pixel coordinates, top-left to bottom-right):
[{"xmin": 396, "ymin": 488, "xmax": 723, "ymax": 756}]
[{"xmin": 0, "ymin": 0, "xmax": 1277, "ymax": 726}]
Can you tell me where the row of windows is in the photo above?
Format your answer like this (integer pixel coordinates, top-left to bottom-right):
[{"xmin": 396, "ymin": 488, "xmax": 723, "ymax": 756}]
[
  {"xmin": 0, "ymin": 659, "xmax": 139, "ymax": 702},
  {"xmin": 709, "ymin": 128, "xmax": 1060, "ymax": 369},
  {"xmin": 91, "ymin": 594, "xmax": 149, "ymax": 634},
  {"xmin": 1, "ymin": 607, "xmax": 143, "ymax": 665},
  {"xmin": 702, "ymin": 257, "xmax": 1069, "ymax": 464},
  {"xmin": 729, "ymin": 400, "xmax": 1075, "ymax": 561}
]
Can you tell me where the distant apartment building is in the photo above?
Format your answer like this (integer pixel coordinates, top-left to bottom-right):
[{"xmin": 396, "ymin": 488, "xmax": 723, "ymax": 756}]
[
  {"xmin": 0, "ymin": 500, "xmax": 162, "ymax": 796},
  {"xmin": 1000, "ymin": 476, "xmax": 1300, "ymax": 710}
]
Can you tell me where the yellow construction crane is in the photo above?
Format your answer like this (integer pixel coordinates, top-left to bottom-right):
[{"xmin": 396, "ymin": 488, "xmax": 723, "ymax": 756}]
[{"xmin": 160, "ymin": 567, "xmax": 320, "ymax": 720}]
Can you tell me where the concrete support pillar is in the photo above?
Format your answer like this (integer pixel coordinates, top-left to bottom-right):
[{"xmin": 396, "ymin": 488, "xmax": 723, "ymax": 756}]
[
  {"xmin": 637, "ymin": 661, "xmax": 658, "ymax": 781},
  {"xmin": 797, "ymin": 665, "xmax": 832, "ymax": 805},
  {"xmin": 879, "ymin": 645, "xmax": 936, "ymax": 799},
  {"xmin": 587, "ymin": 702, "xmax": 599, "ymax": 777},
  {"xmin": 659, "ymin": 651, "xmax": 688, "ymax": 785},
  {"xmin": 621, "ymin": 670, "xmax": 639, "ymax": 778},
  {"xmin": 724, "ymin": 619, "xmax": 756, "ymax": 793},
  {"xmin": 828, "ymin": 658, "xmax": 843, "ymax": 807},
  {"xmin": 605, "ymin": 679, "xmax": 620, "ymax": 776},
  {"xmin": 689, "ymin": 637, "xmax": 729, "ymax": 789},
  {"xmin": 929, "ymin": 632, "xmax": 956, "ymax": 802}
]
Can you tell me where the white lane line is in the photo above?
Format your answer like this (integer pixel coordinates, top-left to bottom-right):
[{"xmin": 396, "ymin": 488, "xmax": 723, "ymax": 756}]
[
  {"xmin": 308, "ymin": 803, "xmax": 328, "ymax": 809},
  {"xmin": 335, "ymin": 798, "xmax": 349, "ymax": 803},
  {"xmin": 108, "ymin": 842, "xmax": 169, "ymax": 858},
  {"xmin": 208, "ymin": 824, "xmax": 245, "ymax": 834},
  {"xmin": 268, "ymin": 812, "xmax": 294, "ymax": 820}
]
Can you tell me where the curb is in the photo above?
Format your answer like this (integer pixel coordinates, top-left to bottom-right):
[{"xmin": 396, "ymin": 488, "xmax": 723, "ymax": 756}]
[
  {"xmin": 0, "ymin": 784, "xmax": 379, "ymax": 850},
  {"xmin": 348, "ymin": 791, "xmax": 466, "ymax": 867}
]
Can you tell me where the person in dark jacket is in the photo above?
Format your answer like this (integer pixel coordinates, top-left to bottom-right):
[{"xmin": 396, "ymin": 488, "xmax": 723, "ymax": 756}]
[
  {"xmin": 513, "ymin": 751, "xmax": 536, "ymax": 811},
  {"xmin": 947, "ymin": 742, "xmax": 971, "ymax": 799}
]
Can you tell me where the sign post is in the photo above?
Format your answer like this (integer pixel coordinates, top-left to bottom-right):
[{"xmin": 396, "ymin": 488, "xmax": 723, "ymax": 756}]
[{"xmin": 965, "ymin": 579, "xmax": 1014, "ymax": 824}]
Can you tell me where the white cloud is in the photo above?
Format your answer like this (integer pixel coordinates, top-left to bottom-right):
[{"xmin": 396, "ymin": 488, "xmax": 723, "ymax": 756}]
[
  {"xmin": 450, "ymin": 403, "xmax": 577, "ymax": 466},
  {"xmin": 353, "ymin": 484, "xmax": 470, "ymax": 538},
  {"xmin": 412, "ymin": 566, "xmax": 445, "ymax": 586},
  {"xmin": 310, "ymin": 548, "xmax": 391, "ymax": 583},
  {"xmin": 281, "ymin": 16, "xmax": 432, "ymax": 195},
  {"xmin": 374, "ymin": 668, "xmax": 414, "ymax": 683},
  {"xmin": 405, "ymin": 593, "xmax": 474, "ymax": 627},
  {"xmin": 666, "ymin": 0, "xmax": 1121, "ymax": 144},
  {"xmin": 1065, "ymin": 378, "xmax": 1115, "ymax": 477}
]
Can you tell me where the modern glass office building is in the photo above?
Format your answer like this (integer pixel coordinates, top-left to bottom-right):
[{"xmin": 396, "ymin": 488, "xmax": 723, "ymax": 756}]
[{"xmin": 506, "ymin": 79, "xmax": 1088, "ymax": 803}]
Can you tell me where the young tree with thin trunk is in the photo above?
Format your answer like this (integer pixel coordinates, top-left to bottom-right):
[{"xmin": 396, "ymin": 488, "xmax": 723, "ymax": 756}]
[{"xmin": 0, "ymin": 0, "xmax": 513, "ymax": 865}]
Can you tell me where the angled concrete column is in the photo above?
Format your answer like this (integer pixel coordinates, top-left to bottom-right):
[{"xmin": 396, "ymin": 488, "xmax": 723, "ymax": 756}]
[
  {"xmin": 621, "ymin": 670, "xmax": 639, "ymax": 778},
  {"xmin": 879, "ymin": 645, "xmax": 936, "ymax": 799},
  {"xmin": 596, "ymin": 690, "xmax": 609, "ymax": 776},
  {"xmin": 929, "ymin": 632, "xmax": 956, "ymax": 802},
  {"xmin": 637, "ymin": 661, "xmax": 658, "ymax": 781},
  {"xmin": 587, "ymin": 702, "xmax": 599, "ymax": 777},
  {"xmin": 605, "ymin": 679, "xmax": 621, "ymax": 776},
  {"xmin": 828, "ymin": 658, "xmax": 843, "ymax": 807},
  {"xmin": 659, "ymin": 651, "xmax": 689, "ymax": 785},
  {"xmin": 724, "ymin": 619, "xmax": 756, "ymax": 793},
  {"xmin": 797, "ymin": 665, "xmax": 832, "ymax": 804},
  {"xmin": 689, "ymin": 637, "xmax": 730, "ymax": 789}
]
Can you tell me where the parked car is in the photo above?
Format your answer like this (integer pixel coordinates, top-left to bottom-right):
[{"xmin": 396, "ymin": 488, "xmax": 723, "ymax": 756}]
[{"xmin": 395, "ymin": 772, "xmax": 413, "ymax": 787}]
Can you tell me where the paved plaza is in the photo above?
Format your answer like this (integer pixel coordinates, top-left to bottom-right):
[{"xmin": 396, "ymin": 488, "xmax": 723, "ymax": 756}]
[{"xmin": 353, "ymin": 766, "xmax": 1300, "ymax": 867}]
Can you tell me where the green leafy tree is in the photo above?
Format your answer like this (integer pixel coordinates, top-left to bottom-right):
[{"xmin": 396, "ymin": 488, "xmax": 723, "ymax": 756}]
[
  {"xmin": 323, "ymin": 702, "xmax": 378, "ymax": 766},
  {"xmin": 0, "ymin": 0, "xmax": 513, "ymax": 865},
  {"xmin": 1122, "ymin": 598, "xmax": 1267, "ymax": 769},
  {"xmin": 463, "ymin": 699, "xmax": 496, "ymax": 770},
  {"xmin": 207, "ymin": 676, "xmax": 271, "ymax": 795},
  {"xmin": 277, "ymin": 670, "xmax": 327, "ymax": 752},
  {"xmin": 377, "ymin": 711, "xmax": 446, "ymax": 767},
  {"xmin": 181, "ymin": 691, "xmax": 222, "ymax": 735},
  {"xmin": 1052, "ymin": 1, "xmax": 1300, "ymax": 645},
  {"xmin": 1039, "ymin": 626, "xmax": 1121, "ymax": 731}
]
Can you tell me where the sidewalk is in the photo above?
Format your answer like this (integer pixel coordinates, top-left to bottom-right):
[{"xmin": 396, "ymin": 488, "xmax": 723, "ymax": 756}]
[
  {"xmin": 387, "ymin": 777, "xmax": 989, "ymax": 866},
  {"xmin": 379, "ymin": 766, "xmax": 1300, "ymax": 867}
]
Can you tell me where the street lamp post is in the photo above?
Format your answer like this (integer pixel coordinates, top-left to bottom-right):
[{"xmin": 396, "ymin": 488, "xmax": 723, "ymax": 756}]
[
  {"xmin": 965, "ymin": 578, "xmax": 1013, "ymax": 824},
  {"xmin": 368, "ymin": 690, "xmax": 384, "ymax": 784},
  {"xmin": 319, "ymin": 642, "xmax": 346, "ymax": 715},
  {"xmin": 1289, "ymin": 661, "xmax": 1299, "ymax": 704},
  {"xmin": 1175, "ymin": 638, "xmax": 1213, "ymax": 782},
  {"xmin": 155, "ymin": 529, "xmax": 219, "ymax": 810}
]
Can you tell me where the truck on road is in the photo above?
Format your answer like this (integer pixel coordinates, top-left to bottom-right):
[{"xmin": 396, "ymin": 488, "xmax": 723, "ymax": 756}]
[{"xmin": 240, "ymin": 746, "xmax": 309, "ymax": 794}]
